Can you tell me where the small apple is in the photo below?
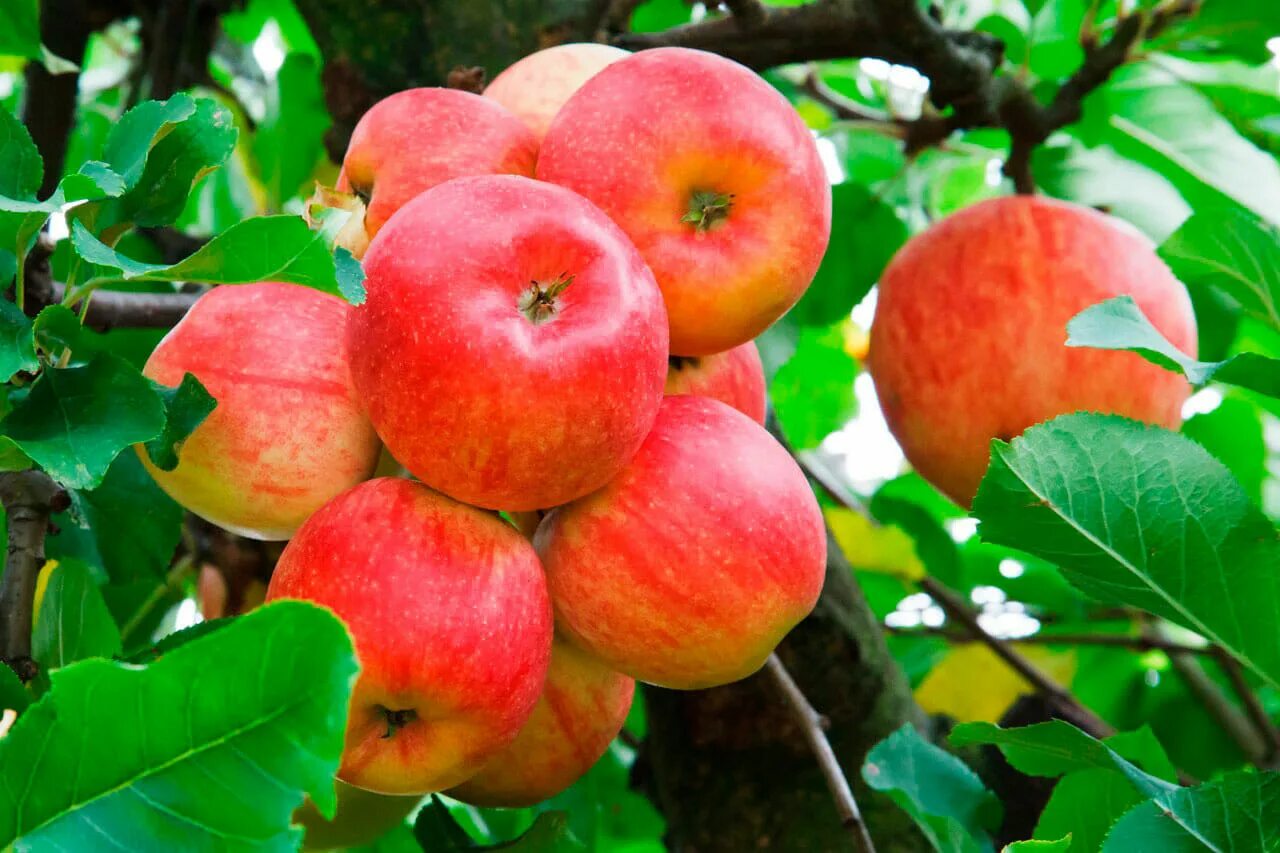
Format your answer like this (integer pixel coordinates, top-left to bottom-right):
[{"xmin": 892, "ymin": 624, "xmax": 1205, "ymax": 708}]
[
  {"xmin": 484, "ymin": 43, "xmax": 630, "ymax": 142},
  {"xmin": 266, "ymin": 477, "xmax": 553, "ymax": 794},
  {"xmin": 665, "ymin": 341, "xmax": 766, "ymax": 424},
  {"xmin": 537, "ymin": 47, "xmax": 831, "ymax": 356},
  {"xmin": 348, "ymin": 174, "xmax": 669, "ymax": 511},
  {"xmin": 448, "ymin": 637, "xmax": 634, "ymax": 807},
  {"xmin": 537, "ymin": 395, "xmax": 826, "ymax": 689},
  {"xmin": 868, "ymin": 195, "xmax": 1197, "ymax": 506},
  {"xmin": 294, "ymin": 781, "xmax": 418, "ymax": 851},
  {"xmin": 139, "ymin": 283, "xmax": 381, "ymax": 540},
  {"xmin": 336, "ymin": 88, "xmax": 537, "ymax": 255}
]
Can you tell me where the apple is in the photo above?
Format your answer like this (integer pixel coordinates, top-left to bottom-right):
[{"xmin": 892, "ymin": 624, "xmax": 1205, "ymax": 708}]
[
  {"xmin": 536, "ymin": 47, "xmax": 831, "ymax": 356},
  {"xmin": 294, "ymin": 781, "xmax": 418, "ymax": 851},
  {"xmin": 139, "ymin": 283, "xmax": 381, "ymax": 540},
  {"xmin": 335, "ymin": 88, "xmax": 538, "ymax": 256},
  {"xmin": 347, "ymin": 174, "xmax": 669, "ymax": 511},
  {"xmin": 665, "ymin": 341, "xmax": 767, "ymax": 424},
  {"xmin": 448, "ymin": 637, "xmax": 634, "ymax": 807},
  {"xmin": 867, "ymin": 195, "xmax": 1197, "ymax": 506},
  {"xmin": 537, "ymin": 395, "xmax": 826, "ymax": 689},
  {"xmin": 484, "ymin": 43, "xmax": 629, "ymax": 142},
  {"xmin": 266, "ymin": 477, "xmax": 553, "ymax": 794}
]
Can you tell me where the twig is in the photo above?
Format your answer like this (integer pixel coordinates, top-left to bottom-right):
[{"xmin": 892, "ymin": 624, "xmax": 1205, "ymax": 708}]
[
  {"xmin": 0, "ymin": 471, "xmax": 68, "ymax": 681},
  {"xmin": 119, "ymin": 555, "xmax": 197, "ymax": 646},
  {"xmin": 764, "ymin": 654, "xmax": 876, "ymax": 853},
  {"xmin": 1166, "ymin": 645, "xmax": 1268, "ymax": 767},
  {"xmin": 1211, "ymin": 647, "xmax": 1280, "ymax": 768},
  {"xmin": 889, "ymin": 625, "xmax": 1211, "ymax": 655},
  {"xmin": 919, "ymin": 577, "xmax": 1115, "ymax": 738}
]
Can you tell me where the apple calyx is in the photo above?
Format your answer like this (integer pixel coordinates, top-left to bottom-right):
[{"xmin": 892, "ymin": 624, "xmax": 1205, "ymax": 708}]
[
  {"xmin": 376, "ymin": 706, "xmax": 418, "ymax": 739},
  {"xmin": 668, "ymin": 355, "xmax": 700, "ymax": 371},
  {"xmin": 518, "ymin": 273, "xmax": 575, "ymax": 325},
  {"xmin": 681, "ymin": 190, "xmax": 734, "ymax": 231}
]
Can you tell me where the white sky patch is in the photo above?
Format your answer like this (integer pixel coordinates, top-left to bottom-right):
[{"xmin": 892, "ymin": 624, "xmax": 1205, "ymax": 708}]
[
  {"xmin": 820, "ymin": 373, "xmax": 906, "ymax": 491},
  {"xmin": 946, "ymin": 517, "xmax": 978, "ymax": 543},
  {"xmin": 815, "ymin": 134, "xmax": 845, "ymax": 184},
  {"xmin": 999, "ymin": 558, "xmax": 1025, "ymax": 579},
  {"xmin": 252, "ymin": 19, "xmax": 287, "ymax": 79},
  {"xmin": 1181, "ymin": 386, "xmax": 1223, "ymax": 419},
  {"xmin": 172, "ymin": 597, "xmax": 203, "ymax": 632}
]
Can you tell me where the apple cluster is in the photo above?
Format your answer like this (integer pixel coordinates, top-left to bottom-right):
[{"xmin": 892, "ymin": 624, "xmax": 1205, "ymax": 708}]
[{"xmin": 139, "ymin": 45, "xmax": 832, "ymax": 806}]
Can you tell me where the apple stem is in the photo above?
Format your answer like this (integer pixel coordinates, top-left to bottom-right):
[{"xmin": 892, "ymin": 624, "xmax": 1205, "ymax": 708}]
[
  {"xmin": 681, "ymin": 190, "xmax": 734, "ymax": 231},
  {"xmin": 518, "ymin": 272, "xmax": 575, "ymax": 325},
  {"xmin": 377, "ymin": 706, "xmax": 418, "ymax": 739},
  {"xmin": 668, "ymin": 355, "xmax": 701, "ymax": 371}
]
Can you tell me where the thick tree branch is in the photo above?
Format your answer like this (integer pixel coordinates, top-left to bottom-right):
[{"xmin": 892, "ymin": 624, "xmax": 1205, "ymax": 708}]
[
  {"xmin": 0, "ymin": 471, "xmax": 68, "ymax": 681},
  {"xmin": 764, "ymin": 653, "xmax": 877, "ymax": 853}
]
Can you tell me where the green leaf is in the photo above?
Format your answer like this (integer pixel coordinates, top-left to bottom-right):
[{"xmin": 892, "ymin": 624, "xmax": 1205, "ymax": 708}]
[
  {"xmin": 0, "ymin": 601, "xmax": 358, "ymax": 850},
  {"xmin": 791, "ymin": 183, "xmax": 907, "ymax": 326},
  {"xmin": 1158, "ymin": 206, "xmax": 1280, "ymax": 334},
  {"xmin": 1183, "ymin": 396, "xmax": 1266, "ymax": 504},
  {"xmin": 0, "ymin": 298, "xmax": 36, "ymax": 381},
  {"xmin": 31, "ymin": 560, "xmax": 122, "ymax": 669},
  {"xmin": 0, "ymin": 354, "xmax": 165, "ymax": 489},
  {"xmin": 862, "ymin": 723, "xmax": 1001, "ymax": 853},
  {"xmin": 142, "ymin": 373, "xmax": 217, "ymax": 471},
  {"xmin": 1153, "ymin": 3, "xmax": 1280, "ymax": 63},
  {"xmin": 0, "ymin": 0, "xmax": 39, "ymax": 60},
  {"xmin": 1034, "ymin": 770, "xmax": 1146, "ymax": 852},
  {"xmin": 769, "ymin": 322, "xmax": 858, "ymax": 449},
  {"xmin": 254, "ymin": 52, "xmax": 330, "ymax": 209},
  {"xmin": 1102, "ymin": 770, "xmax": 1280, "ymax": 852},
  {"xmin": 972, "ymin": 413, "xmax": 1280, "ymax": 690},
  {"xmin": 1005, "ymin": 839, "xmax": 1071, "ymax": 853},
  {"xmin": 1067, "ymin": 295, "xmax": 1280, "ymax": 396},
  {"xmin": 0, "ymin": 104, "xmax": 41, "ymax": 200},
  {"xmin": 58, "ymin": 452, "xmax": 183, "ymax": 584},
  {"xmin": 413, "ymin": 798, "xmax": 586, "ymax": 852},
  {"xmin": 1092, "ymin": 64, "xmax": 1280, "ymax": 224},
  {"xmin": 100, "ymin": 95, "xmax": 199, "ymax": 192},
  {"xmin": 72, "ymin": 216, "xmax": 364, "ymax": 302},
  {"xmin": 1028, "ymin": 0, "xmax": 1086, "ymax": 79},
  {"xmin": 0, "ymin": 663, "xmax": 30, "ymax": 714}
]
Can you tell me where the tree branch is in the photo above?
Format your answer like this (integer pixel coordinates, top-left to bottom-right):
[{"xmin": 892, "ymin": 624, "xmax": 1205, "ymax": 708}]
[
  {"xmin": 1211, "ymin": 647, "xmax": 1280, "ymax": 769},
  {"xmin": 0, "ymin": 470, "xmax": 68, "ymax": 681},
  {"xmin": 763, "ymin": 653, "xmax": 877, "ymax": 853},
  {"xmin": 889, "ymin": 625, "xmax": 1212, "ymax": 655}
]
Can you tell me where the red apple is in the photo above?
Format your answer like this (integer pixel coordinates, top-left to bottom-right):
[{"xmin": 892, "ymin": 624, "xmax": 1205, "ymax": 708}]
[
  {"xmin": 336, "ymin": 88, "xmax": 537, "ymax": 255},
  {"xmin": 537, "ymin": 396, "xmax": 826, "ymax": 689},
  {"xmin": 139, "ymin": 283, "xmax": 380, "ymax": 540},
  {"xmin": 868, "ymin": 195, "xmax": 1197, "ymax": 506},
  {"xmin": 536, "ymin": 47, "xmax": 831, "ymax": 356},
  {"xmin": 448, "ymin": 637, "xmax": 634, "ymax": 807},
  {"xmin": 266, "ymin": 477, "xmax": 553, "ymax": 794},
  {"xmin": 665, "ymin": 341, "xmax": 767, "ymax": 424},
  {"xmin": 484, "ymin": 43, "xmax": 629, "ymax": 142},
  {"xmin": 348, "ymin": 174, "xmax": 668, "ymax": 511},
  {"xmin": 294, "ymin": 781, "xmax": 418, "ymax": 850}
]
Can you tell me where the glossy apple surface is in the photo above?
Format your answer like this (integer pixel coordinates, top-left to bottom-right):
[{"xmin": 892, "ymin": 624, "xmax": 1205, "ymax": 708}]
[
  {"xmin": 484, "ymin": 43, "xmax": 629, "ymax": 141},
  {"xmin": 665, "ymin": 341, "xmax": 766, "ymax": 423},
  {"xmin": 537, "ymin": 396, "xmax": 826, "ymax": 689},
  {"xmin": 348, "ymin": 174, "xmax": 668, "ymax": 511},
  {"xmin": 266, "ymin": 477, "xmax": 553, "ymax": 794},
  {"xmin": 868, "ymin": 195, "xmax": 1197, "ymax": 506},
  {"xmin": 140, "ymin": 283, "xmax": 380, "ymax": 540},
  {"xmin": 537, "ymin": 47, "xmax": 831, "ymax": 356}
]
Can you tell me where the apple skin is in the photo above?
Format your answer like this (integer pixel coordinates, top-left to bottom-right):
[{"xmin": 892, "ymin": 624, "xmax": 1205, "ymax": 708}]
[
  {"xmin": 336, "ymin": 88, "xmax": 537, "ymax": 251},
  {"xmin": 294, "ymin": 781, "xmax": 418, "ymax": 851},
  {"xmin": 348, "ymin": 174, "xmax": 669, "ymax": 511},
  {"xmin": 447, "ymin": 637, "xmax": 634, "ymax": 807},
  {"xmin": 536, "ymin": 396, "xmax": 826, "ymax": 690},
  {"xmin": 139, "ymin": 283, "xmax": 381, "ymax": 540},
  {"xmin": 266, "ymin": 477, "xmax": 553, "ymax": 795},
  {"xmin": 867, "ymin": 195, "xmax": 1197, "ymax": 507},
  {"xmin": 665, "ymin": 341, "xmax": 767, "ymax": 424},
  {"xmin": 484, "ymin": 43, "xmax": 629, "ymax": 142},
  {"xmin": 536, "ymin": 47, "xmax": 831, "ymax": 357}
]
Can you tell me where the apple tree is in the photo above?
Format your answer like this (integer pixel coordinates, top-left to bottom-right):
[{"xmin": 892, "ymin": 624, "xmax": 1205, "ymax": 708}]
[{"xmin": 1, "ymin": 0, "xmax": 1279, "ymax": 851}]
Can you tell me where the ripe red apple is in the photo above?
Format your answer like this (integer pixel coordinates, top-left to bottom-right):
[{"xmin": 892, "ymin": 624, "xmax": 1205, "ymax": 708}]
[
  {"xmin": 335, "ymin": 88, "xmax": 537, "ymax": 256},
  {"xmin": 537, "ymin": 396, "xmax": 826, "ymax": 689},
  {"xmin": 484, "ymin": 43, "xmax": 629, "ymax": 142},
  {"xmin": 868, "ymin": 195, "xmax": 1197, "ymax": 507},
  {"xmin": 536, "ymin": 47, "xmax": 831, "ymax": 357},
  {"xmin": 665, "ymin": 341, "xmax": 767, "ymax": 424},
  {"xmin": 139, "ymin": 283, "xmax": 381, "ymax": 540},
  {"xmin": 448, "ymin": 637, "xmax": 634, "ymax": 807},
  {"xmin": 348, "ymin": 174, "xmax": 668, "ymax": 511},
  {"xmin": 266, "ymin": 477, "xmax": 553, "ymax": 794},
  {"xmin": 294, "ymin": 781, "xmax": 418, "ymax": 850}
]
